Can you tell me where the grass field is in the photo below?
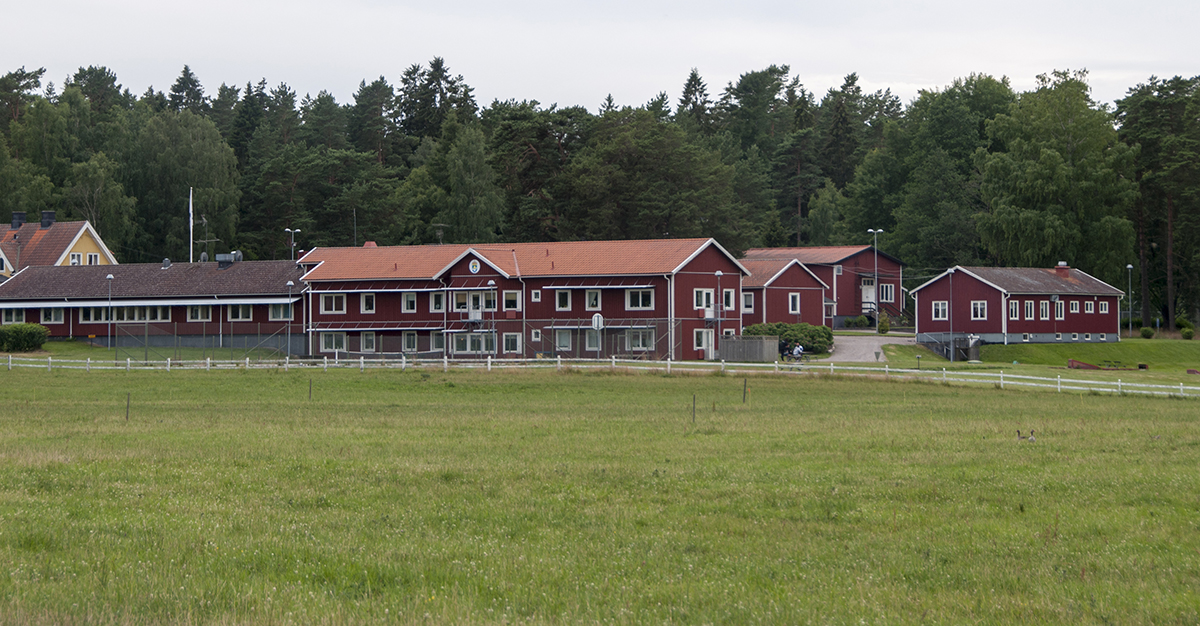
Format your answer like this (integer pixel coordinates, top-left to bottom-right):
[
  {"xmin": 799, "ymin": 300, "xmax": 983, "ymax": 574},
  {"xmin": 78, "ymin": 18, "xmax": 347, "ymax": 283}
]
[{"xmin": 0, "ymin": 366, "xmax": 1198, "ymax": 624}]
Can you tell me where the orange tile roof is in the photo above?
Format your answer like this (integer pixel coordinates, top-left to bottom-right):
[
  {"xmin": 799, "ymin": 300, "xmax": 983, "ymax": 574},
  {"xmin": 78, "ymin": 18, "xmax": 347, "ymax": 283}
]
[
  {"xmin": 740, "ymin": 258, "xmax": 830, "ymax": 289},
  {"xmin": 301, "ymin": 239, "xmax": 746, "ymax": 281},
  {"xmin": 0, "ymin": 221, "xmax": 94, "ymax": 269}
]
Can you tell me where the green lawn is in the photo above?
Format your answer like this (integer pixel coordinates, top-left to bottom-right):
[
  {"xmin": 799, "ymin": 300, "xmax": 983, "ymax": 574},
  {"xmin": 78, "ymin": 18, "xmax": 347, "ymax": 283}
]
[{"xmin": 0, "ymin": 367, "xmax": 1197, "ymax": 624}]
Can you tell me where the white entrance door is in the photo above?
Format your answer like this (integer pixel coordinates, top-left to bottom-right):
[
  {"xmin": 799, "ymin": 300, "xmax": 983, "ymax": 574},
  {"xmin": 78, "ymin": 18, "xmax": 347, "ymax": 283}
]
[
  {"xmin": 469, "ymin": 292, "xmax": 483, "ymax": 320},
  {"xmin": 861, "ymin": 278, "xmax": 876, "ymax": 313},
  {"xmin": 694, "ymin": 328, "xmax": 715, "ymax": 360}
]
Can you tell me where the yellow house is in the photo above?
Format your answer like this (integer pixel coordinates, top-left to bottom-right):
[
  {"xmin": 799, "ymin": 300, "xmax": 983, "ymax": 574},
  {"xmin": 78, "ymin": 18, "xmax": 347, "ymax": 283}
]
[{"xmin": 0, "ymin": 211, "xmax": 119, "ymax": 278}]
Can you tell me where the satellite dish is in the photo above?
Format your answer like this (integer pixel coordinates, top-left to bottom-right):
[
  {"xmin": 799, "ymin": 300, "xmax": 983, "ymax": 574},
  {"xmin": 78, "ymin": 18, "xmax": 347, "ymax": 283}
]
[
  {"xmin": 233, "ymin": 250, "xmax": 243, "ymax": 262},
  {"xmin": 200, "ymin": 251, "xmax": 209, "ymax": 263}
]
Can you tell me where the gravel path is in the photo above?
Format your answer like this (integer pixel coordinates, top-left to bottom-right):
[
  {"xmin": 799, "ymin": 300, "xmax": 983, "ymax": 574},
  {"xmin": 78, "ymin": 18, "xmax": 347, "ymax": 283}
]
[{"xmin": 814, "ymin": 334, "xmax": 916, "ymax": 362}]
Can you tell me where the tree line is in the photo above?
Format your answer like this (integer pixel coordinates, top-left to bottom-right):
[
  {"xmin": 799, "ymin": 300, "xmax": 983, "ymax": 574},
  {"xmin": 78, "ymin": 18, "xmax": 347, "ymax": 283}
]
[{"xmin": 1, "ymin": 62, "xmax": 1197, "ymax": 327}]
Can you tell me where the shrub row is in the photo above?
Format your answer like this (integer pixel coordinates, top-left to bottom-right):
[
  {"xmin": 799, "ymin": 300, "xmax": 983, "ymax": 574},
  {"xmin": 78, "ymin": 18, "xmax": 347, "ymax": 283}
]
[
  {"xmin": 0, "ymin": 323, "xmax": 49, "ymax": 352},
  {"xmin": 743, "ymin": 322, "xmax": 834, "ymax": 354}
]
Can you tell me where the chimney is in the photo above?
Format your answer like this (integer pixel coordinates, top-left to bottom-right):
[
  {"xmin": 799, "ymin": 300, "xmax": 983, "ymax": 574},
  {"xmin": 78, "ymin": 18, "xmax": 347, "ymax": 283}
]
[
  {"xmin": 363, "ymin": 241, "xmax": 377, "ymax": 248},
  {"xmin": 40, "ymin": 211, "xmax": 55, "ymax": 228},
  {"xmin": 11, "ymin": 212, "xmax": 25, "ymax": 230},
  {"xmin": 1055, "ymin": 261, "xmax": 1070, "ymax": 279}
]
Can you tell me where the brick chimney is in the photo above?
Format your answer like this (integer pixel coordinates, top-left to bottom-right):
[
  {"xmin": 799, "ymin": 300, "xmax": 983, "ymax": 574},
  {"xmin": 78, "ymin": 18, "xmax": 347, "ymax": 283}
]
[
  {"xmin": 40, "ymin": 211, "xmax": 55, "ymax": 228},
  {"xmin": 11, "ymin": 211, "xmax": 25, "ymax": 230},
  {"xmin": 1055, "ymin": 261, "xmax": 1070, "ymax": 279}
]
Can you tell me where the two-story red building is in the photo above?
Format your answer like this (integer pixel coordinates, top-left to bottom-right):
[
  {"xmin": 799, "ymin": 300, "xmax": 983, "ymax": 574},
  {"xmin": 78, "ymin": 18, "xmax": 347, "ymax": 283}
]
[
  {"xmin": 741, "ymin": 246, "xmax": 904, "ymax": 327},
  {"xmin": 738, "ymin": 258, "xmax": 829, "ymax": 328},
  {"xmin": 299, "ymin": 238, "xmax": 749, "ymax": 360},
  {"xmin": 911, "ymin": 263, "xmax": 1124, "ymax": 346}
]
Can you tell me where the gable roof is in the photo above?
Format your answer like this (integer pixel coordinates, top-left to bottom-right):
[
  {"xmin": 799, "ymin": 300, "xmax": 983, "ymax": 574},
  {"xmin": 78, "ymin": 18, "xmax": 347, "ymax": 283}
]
[
  {"xmin": 300, "ymin": 238, "xmax": 749, "ymax": 282},
  {"xmin": 742, "ymin": 245, "xmax": 904, "ymax": 267},
  {"xmin": 740, "ymin": 258, "xmax": 829, "ymax": 289},
  {"xmin": 0, "ymin": 220, "xmax": 118, "ymax": 270},
  {"xmin": 911, "ymin": 266, "xmax": 1124, "ymax": 297},
  {"xmin": 0, "ymin": 261, "xmax": 303, "ymax": 303}
]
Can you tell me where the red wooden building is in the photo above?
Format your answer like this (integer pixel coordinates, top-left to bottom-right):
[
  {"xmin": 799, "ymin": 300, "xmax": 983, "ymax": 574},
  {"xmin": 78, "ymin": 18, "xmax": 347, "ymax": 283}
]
[
  {"xmin": 911, "ymin": 263, "xmax": 1124, "ymax": 347},
  {"xmin": 299, "ymin": 238, "xmax": 749, "ymax": 361},
  {"xmin": 741, "ymin": 245, "xmax": 904, "ymax": 327},
  {"xmin": 738, "ymin": 258, "xmax": 829, "ymax": 328}
]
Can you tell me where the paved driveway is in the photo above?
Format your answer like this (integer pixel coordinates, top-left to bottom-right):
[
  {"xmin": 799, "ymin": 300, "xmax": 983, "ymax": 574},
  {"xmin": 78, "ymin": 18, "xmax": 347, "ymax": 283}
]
[{"xmin": 816, "ymin": 334, "xmax": 915, "ymax": 362}]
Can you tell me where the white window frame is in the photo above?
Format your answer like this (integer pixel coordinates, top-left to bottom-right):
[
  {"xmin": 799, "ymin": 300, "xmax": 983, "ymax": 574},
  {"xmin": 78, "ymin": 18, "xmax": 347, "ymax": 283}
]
[
  {"xmin": 970, "ymin": 300, "xmax": 987, "ymax": 321},
  {"xmin": 1072, "ymin": 333, "xmax": 1079, "ymax": 341},
  {"xmin": 788, "ymin": 293, "xmax": 801, "ymax": 315},
  {"xmin": 742, "ymin": 292, "xmax": 754, "ymax": 314},
  {"xmin": 503, "ymin": 332, "xmax": 521, "ymax": 354},
  {"xmin": 228, "ymin": 304, "xmax": 252, "ymax": 322},
  {"xmin": 1100, "ymin": 333, "xmax": 1107, "ymax": 341},
  {"xmin": 320, "ymin": 332, "xmax": 346, "ymax": 352},
  {"xmin": 484, "ymin": 291, "xmax": 497, "ymax": 312},
  {"xmin": 627, "ymin": 329, "xmax": 654, "ymax": 351},
  {"xmin": 41, "ymin": 308, "xmax": 64, "ymax": 324},
  {"xmin": 585, "ymin": 289, "xmax": 601, "ymax": 312},
  {"xmin": 1099, "ymin": 301, "xmax": 1108, "ymax": 314},
  {"xmin": 401, "ymin": 292, "xmax": 417, "ymax": 313},
  {"xmin": 1025, "ymin": 300, "xmax": 1034, "ymax": 320},
  {"xmin": 321, "ymin": 293, "xmax": 346, "ymax": 314},
  {"xmin": 555, "ymin": 329, "xmax": 571, "ymax": 351},
  {"xmin": 80, "ymin": 307, "xmax": 112, "ymax": 322},
  {"xmin": 1070, "ymin": 300, "xmax": 1080, "ymax": 314},
  {"xmin": 1085, "ymin": 301, "xmax": 1095, "ymax": 314},
  {"xmin": 626, "ymin": 289, "xmax": 654, "ymax": 311},
  {"xmin": 269, "ymin": 303, "xmax": 293, "ymax": 321},
  {"xmin": 453, "ymin": 332, "xmax": 496, "ymax": 354},
  {"xmin": 1009, "ymin": 300, "xmax": 1019, "ymax": 320},
  {"xmin": 87, "ymin": 253, "xmax": 100, "ymax": 265},
  {"xmin": 531, "ymin": 329, "xmax": 542, "ymax": 343},
  {"xmin": 556, "ymin": 290, "xmax": 572, "ymax": 312},
  {"xmin": 362, "ymin": 293, "xmax": 378, "ymax": 314},
  {"xmin": 693, "ymin": 288, "xmax": 714, "ymax": 311},
  {"xmin": 430, "ymin": 292, "xmax": 445, "ymax": 313},
  {"xmin": 932, "ymin": 301, "xmax": 948, "ymax": 321},
  {"xmin": 454, "ymin": 292, "xmax": 469, "ymax": 312},
  {"xmin": 503, "ymin": 290, "xmax": 522, "ymax": 312},
  {"xmin": 1022, "ymin": 333, "xmax": 1031, "ymax": 342},
  {"xmin": 1039, "ymin": 301, "xmax": 1050, "ymax": 320},
  {"xmin": 2, "ymin": 309, "xmax": 24, "ymax": 324},
  {"xmin": 431, "ymin": 331, "xmax": 444, "ymax": 352},
  {"xmin": 69, "ymin": 252, "xmax": 82, "ymax": 266},
  {"xmin": 1085, "ymin": 333, "xmax": 1092, "ymax": 341},
  {"xmin": 403, "ymin": 331, "xmax": 419, "ymax": 353},
  {"xmin": 1055, "ymin": 301, "xmax": 1065, "ymax": 320},
  {"xmin": 531, "ymin": 290, "xmax": 542, "ymax": 303},
  {"xmin": 722, "ymin": 289, "xmax": 736, "ymax": 312},
  {"xmin": 188, "ymin": 305, "xmax": 212, "ymax": 322},
  {"xmin": 362, "ymin": 331, "xmax": 376, "ymax": 353},
  {"xmin": 879, "ymin": 283, "xmax": 895, "ymax": 303},
  {"xmin": 1055, "ymin": 332, "xmax": 1063, "ymax": 341},
  {"xmin": 584, "ymin": 329, "xmax": 601, "ymax": 351}
]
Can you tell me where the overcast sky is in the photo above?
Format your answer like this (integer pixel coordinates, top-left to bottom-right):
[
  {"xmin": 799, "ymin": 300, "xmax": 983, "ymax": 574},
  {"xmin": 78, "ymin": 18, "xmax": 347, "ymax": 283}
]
[{"xmin": 7, "ymin": 1, "xmax": 1198, "ymax": 112}]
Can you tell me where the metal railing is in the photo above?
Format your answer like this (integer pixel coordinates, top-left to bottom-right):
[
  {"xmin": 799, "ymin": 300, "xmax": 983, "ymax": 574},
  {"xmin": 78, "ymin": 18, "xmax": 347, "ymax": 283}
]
[{"xmin": 5, "ymin": 354, "xmax": 1199, "ymax": 399}]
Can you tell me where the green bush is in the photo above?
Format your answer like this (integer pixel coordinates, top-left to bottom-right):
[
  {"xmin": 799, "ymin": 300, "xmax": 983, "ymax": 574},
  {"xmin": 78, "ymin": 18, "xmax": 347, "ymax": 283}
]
[
  {"xmin": 1140, "ymin": 327, "xmax": 1155, "ymax": 339},
  {"xmin": 1175, "ymin": 316, "xmax": 1193, "ymax": 330},
  {"xmin": 1182, "ymin": 328, "xmax": 1195, "ymax": 340},
  {"xmin": 744, "ymin": 322, "xmax": 834, "ymax": 354},
  {"xmin": 843, "ymin": 315, "xmax": 870, "ymax": 328},
  {"xmin": 0, "ymin": 323, "xmax": 50, "ymax": 352},
  {"xmin": 877, "ymin": 315, "xmax": 890, "ymax": 334}
]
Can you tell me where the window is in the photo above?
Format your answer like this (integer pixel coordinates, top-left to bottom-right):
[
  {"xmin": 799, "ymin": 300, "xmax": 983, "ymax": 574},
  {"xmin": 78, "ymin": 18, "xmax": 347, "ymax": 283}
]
[
  {"xmin": 1040, "ymin": 301, "xmax": 1050, "ymax": 320},
  {"xmin": 363, "ymin": 293, "xmax": 378, "ymax": 314},
  {"xmin": 531, "ymin": 290, "xmax": 542, "ymax": 303},
  {"xmin": 503, "ymin": 332, "xmax": 521, "ymax": 353},
  {"xmin": 453, "ymin": 332, "xmax": 495, "ymax": 354},
  {"xmin": 431, "ymin": 331, "xmax": 444, "ymax": 352},
  {"xmin": 1022, "ymin": 333, "xmax": 1030, "ymax": 342},
  {"xmin": 531, "ymin": 329, "xmax": 542, "ymax": 343},
  {"xmin": 1055, "ymin": 333, "xmax": 1063, "ymax": 341},
  {"xmin": 584, "ymin": 329, "xmax": 600, "ymax": 351},
  {"xmin": 693, "ymin": 329, "xmax": 710, "ymax": 350},
  {"xmin": 932, "ymin": 301, "xmax": 948, "ymax": 321},
  {"xmin": 555, "ymin": 329, "xmax": 571, "ymax": 351},
  {"xmin": 880, "ymin": 283, "xmax": 895, "ymax": 303},
  {"xmin": 269, "ymin": 303, "xmax": 293, "ymax": 321},
  {"xmin": 402, "ymin": 331, "xmax": 419, "ymax": 352},
  {"xmin": 1085, "ymin": 301, "xmax": 1095, "ymax": 314},
  {"xmin": 971, "ymin": 301, "xmax": 987, "ymax": 320},
  {"xmin": 484, "ymin": 291, "xmax": 497, "ymax": 311},
  {"xmin": 585, "ymin": 290, "xmax": 601, "ymax": 311},
  {"xmin": 503, "ymin": 291, "xmax": 522, "ymax": 311},
  {"xmin": 362, "ymin": 331, "xmax": 376, "ymax": 353},
  {"xmin": 1084, "ymin": 333, "xmax": 1092, "ymax": 341},
  {"xmin": 627, "ymin": 329, "xmax": 654, "ymax": 351},
  {"xmin": 430, "ymin": 292, "xmax": 445, "ymax": 313},
  {"xmin": 722, "ymin": 289, "xmax": 736, "ymax": 312},
  {"xmin": 1071, "ymin": 333, "xmax": 1079, "ymax": 341},
  {"xmin": 1009, "ymin": 301, "xmax": 1019, "ymax": 320},
  {"xmin": 1025, "ymin": 301, "xmax": 1035, "ymax": 320},
  {"xmin": 87, "ymin": 253, "xmax": 99, "ymax": 265},
  {"xmin": 556, "ymin": 290, "xmax": 572, "ymax": 311},
  {"xmin": 723, "ymin": 328, "xmax": 736, "ymax": 337},
  {"xmin": 321, "ymin": 294, "xmax": 345, "ymax": 314},
  {"xmin": 2, "ymin": 309, "xmax": 24, "ymax": 324},
  {"xmin": 401, "ymin": 292, "xmax": 417, "ymax": 313},
  {"xmin": 41, "ymin": 308, "xmax": 63, "ymax": 324},
  {"xmin": 81, "ymin": 307, "xmax": 113, "ymax": 322},
  {"xmin": 627, "ymin": 289, "xmax": 654, "ymax": 310},
  {"xmin": 321, "ymin": 332, "xmax": 346, "ymax": 352},
  {"xmin": 1100, "ymin": 333, "xmax": 1107, "ymax": 341},
  {"xmin": 188, "ymin": 305, "xmax": 212, "ymax": 322},
  {"xmin": 742, "ymin": 292, "xmax": 754, "ymax": 314},
  {"xmin": 1099, "ymin": 301, "xmax": 1109, "ymax": 314},
  {"xmin": 1070, "ymin": 300, "xmax": 1080, "ymax": 314},
  {"xmin": 1055, "ymin": 301, "xmax": 1065, "ymax": 320},
  {"xmin": 228, "ymin": 304, "xmax": 252, "ymax": 321},
  {"xmin": 69, "ymin": 252, "xmax": 82, "ymax": 265},
  {"xmin": 693, "ymin": 288, "xmax": 714, "ymax": 311},
  {"xmin": 454, "ymin": 292, "xmax": 469, "ymax": 311},
  {"xmin": 112, "ymin": 306, "xmax": 171, "ymax": 322},
  {"xmin": 834, "ymin": 265, "xmax": 843, "ymax": 275},
  {"xmin": 788, "ymin": 293, "xmax": 801, "ymax": 315}
]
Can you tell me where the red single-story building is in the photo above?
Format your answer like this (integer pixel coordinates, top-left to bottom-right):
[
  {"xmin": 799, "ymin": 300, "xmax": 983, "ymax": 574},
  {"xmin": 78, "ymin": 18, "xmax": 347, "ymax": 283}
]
[
  {"xmin": 299, "ymin": 238, "xmax": 749, "ymax": 361},
  {"xmin": 738, "ymin": 258, "xmax": 829, "ymax": 328},
  {"xmin": 911, "ymin": 263, "xmax": 1124, "ymax": 347},
  {"xmin": 741, "ymin": 245, "xmax": 904, "ymax": 327}
]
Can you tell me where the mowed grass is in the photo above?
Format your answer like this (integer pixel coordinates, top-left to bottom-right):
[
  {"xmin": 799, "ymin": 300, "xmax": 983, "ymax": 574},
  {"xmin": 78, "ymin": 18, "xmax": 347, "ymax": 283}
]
[{"xmin": 0, "ymin": 367, "xmax": 1197, "ymax": 624}]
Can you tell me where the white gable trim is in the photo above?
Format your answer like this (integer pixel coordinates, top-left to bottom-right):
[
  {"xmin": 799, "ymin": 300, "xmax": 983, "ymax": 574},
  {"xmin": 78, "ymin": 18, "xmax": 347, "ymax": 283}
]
[
  {"xmin": 671, "ymin": 239, "xmax": 751, "ymax": 276},
  {"xmin": 52, "ymin": 222, "xmax": 119, "ymax": 267}
]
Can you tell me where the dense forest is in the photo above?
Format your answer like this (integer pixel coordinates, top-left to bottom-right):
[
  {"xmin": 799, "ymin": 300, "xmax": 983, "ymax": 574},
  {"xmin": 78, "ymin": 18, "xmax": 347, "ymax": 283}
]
[{"xmin": 0, "ymin": 62, "xmax": 1198, "ymax": 327}]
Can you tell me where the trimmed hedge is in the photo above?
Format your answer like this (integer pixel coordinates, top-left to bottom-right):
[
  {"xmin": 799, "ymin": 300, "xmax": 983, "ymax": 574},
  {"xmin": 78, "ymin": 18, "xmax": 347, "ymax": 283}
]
[
  {"xmin": 1183, "ymin": 328, "xmax": 1195, "ymax": 340},
  {"xmin": 743, "ymin": 322, "xmax": 834, "ymax": 354},
  {"xmin": 0, "ymin": 323, "xmax": 50, "ymax": 352},
  {"xmin": 1140, "ymin": 327, "xmax": 1155, "ymax": 339}
]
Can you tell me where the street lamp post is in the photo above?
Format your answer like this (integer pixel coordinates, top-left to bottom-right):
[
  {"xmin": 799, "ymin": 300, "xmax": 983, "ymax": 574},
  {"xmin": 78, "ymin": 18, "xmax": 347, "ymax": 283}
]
[
  {"xmin": 1127, "ymin": 264, "xmax": 1134, "ymax": 338},
  {"xmin": 286, "ymin": 280, "xmax": 294, "ymax": 356},
  {"xmin": 106, "ymin": 274, "xmax": 114, "ymax": 349},
  {"xmin": 285, "ymin": 228, "xmax": 301, "ymax": 261},
  {"xmin": 715, "ymin": 270, "xmax": 723, "ymax": 356},
  {"xmin": 867, "ymin": 229, "xmax": 883, "ymax": 331}
]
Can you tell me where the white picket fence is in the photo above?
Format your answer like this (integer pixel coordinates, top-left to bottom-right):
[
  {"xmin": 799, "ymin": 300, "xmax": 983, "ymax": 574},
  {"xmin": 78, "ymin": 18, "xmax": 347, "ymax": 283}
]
[{"xmin": 6, "ymin": 353, "xmax": 1200, "ymax": 399}]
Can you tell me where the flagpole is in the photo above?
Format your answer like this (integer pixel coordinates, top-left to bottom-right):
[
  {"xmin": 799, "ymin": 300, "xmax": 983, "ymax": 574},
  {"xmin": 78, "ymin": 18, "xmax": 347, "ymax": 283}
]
[{"xmin": 188, "ymin": 187, "xmax": 194, "ymax": 263}]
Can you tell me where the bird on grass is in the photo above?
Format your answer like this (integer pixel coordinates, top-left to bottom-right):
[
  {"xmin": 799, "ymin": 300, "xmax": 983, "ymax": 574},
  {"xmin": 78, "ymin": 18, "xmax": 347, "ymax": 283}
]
[
  {"xmin": 1017, "ymin": 430, "xmax": 1027, "ymax": 441},
  {"xmin": 1027, "ymin": 430, "xmax": 1036, "ymax": 443}
]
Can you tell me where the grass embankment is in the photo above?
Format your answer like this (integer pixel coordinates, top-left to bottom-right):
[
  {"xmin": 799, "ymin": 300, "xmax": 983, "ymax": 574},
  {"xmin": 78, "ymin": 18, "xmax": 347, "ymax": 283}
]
[{"xmin": 0, "ymin": 367, "xmax": 1197, "ymax": 624}]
